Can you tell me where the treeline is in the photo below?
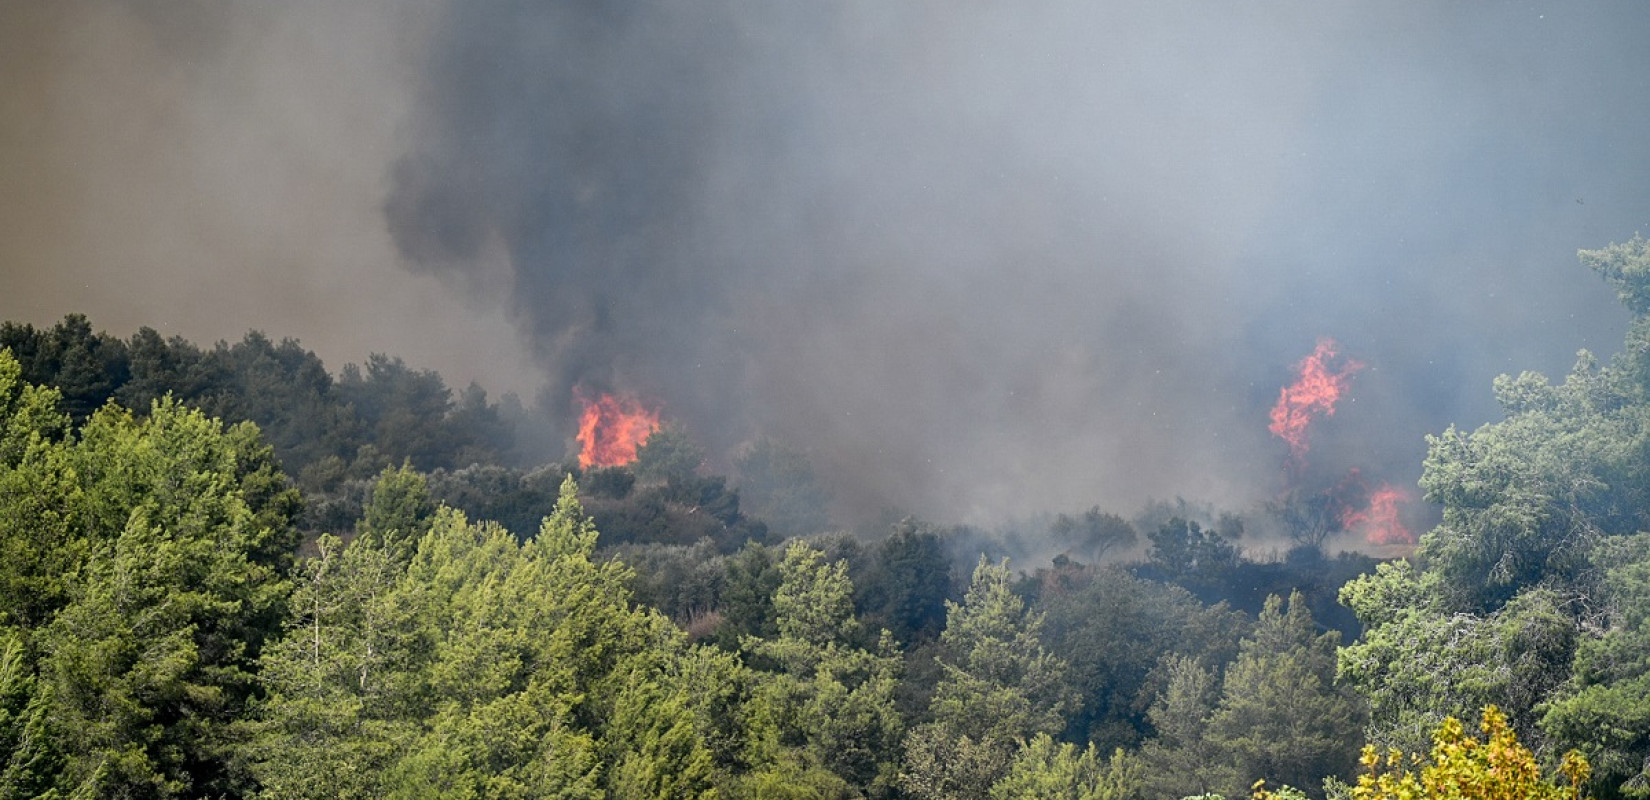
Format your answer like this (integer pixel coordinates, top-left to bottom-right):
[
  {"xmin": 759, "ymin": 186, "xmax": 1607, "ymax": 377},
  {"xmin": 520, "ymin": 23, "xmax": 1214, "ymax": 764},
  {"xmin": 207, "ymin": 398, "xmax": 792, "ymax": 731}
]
[
  {"xmin": 0, "ymin": 317, "xmax": 830, "ymax": 544},
  {"xmin": 6, "ymin": 235, "xmax": 1650, "ymax": 798},
  {"xmin": 0, "ymin": 315, "xmax": 527, "ymax": 489}
]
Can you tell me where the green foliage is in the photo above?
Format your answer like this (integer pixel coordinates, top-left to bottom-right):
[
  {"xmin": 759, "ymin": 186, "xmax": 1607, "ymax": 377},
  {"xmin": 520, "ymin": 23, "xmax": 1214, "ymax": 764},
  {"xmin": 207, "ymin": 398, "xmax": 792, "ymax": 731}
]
[
  {"xmin": 0, "ymin": 393, "xmax": 301, "ymax": 798},
  {"xmin": 243, "ymin": 532, "xmax": 411, "ymax": 799},
  {"xmin": 771, "ymin": 542, "xmax": 861, "ymax": 653},
  {"xmin": 355, "ymin": 464, "xmax": 438, "ymax": 567},
  {"xmin": 1582, "ymin": 234, "xmax": 1650, "ymax": 317},
  {"xmin": 0, "ymin": 629, "xmax": 60, "ymax": 799},
  {"xmin": 30, "ymin": 241, "xmax": 1650, "ymax": 800},
  {"xmin": 252, "ymin": 478, "xmax": 728, "ymax": 800},
  {"xmin": 1417, "ymin": 393, "xmax": 1646, "ymax": 609},
  {"xmin": 201, "ymin": 332, "xmax": 356, "ymax": 477},
  {"xmin": 744, "ymin": 542, "xmax": 905, "ymax": 795},
  {"xmin": 0, "ymin": 314, "xmax": 129, "ymax": 422},
  {"xmin": 3, "ymin": 317, "xmax": 531, "ymax": 531},
  {"xmin": 858, "ymin": 519, "xmax": 954, "ymax": 648},
  {"xmin": 1541, "ymin": 533, "xmax": 1650, "ymax": 797},
  {"xmin": 422, "ymin": 463, "xmax": 567, "ymax": 541},
  {"xmin": 1037, "ymin": 566, "xmax": 1248, "ymax": 752},
  {"xmin": 902, "ymin": 726, "xmax": 1017, "ymax": 800},
  {"xmin": 634, "ymin": 423, "xmax": 705, "ymax": 484},
  {"xmin": 1417, "ymin": 243, "xmax": 1650, "ymax": 609},
  {"xmin": 1334, "ymin": 238, "xmax": 1650, "ymax": 799},
  {"xmin": 1139, "ymin": 593, "xmax": 1362, "ymax": 799},
  {"xmin": 1204, "ymin": 592, "xmax": 1364, "ymax": 795},
  {"xmin": 0, "ymin": 349, "xmax": 69, "ymax": 464},
  {"xmin": 1050, "ymin": 508, "xmax": 1138, "ymax": 564},
  {"xmin": 931, "ymin": 557, "xmax": 1071, "ymax": 744},
  {"xmin": 335, "ymin": 354, "xmax": 460, "ymax": 471},
  {"xmin": 733, "ymin": 757, "xmax": 857, "ymax": 800},
  {"xmin": 614, "ymin": 539, "xmax": 726, "ymax": 631},
  {"xmin": 0, "ymin": 352, "xmax": 77, "ymax": 630},
  {"xmin": 1341, "ymin": 523, "xmax": 1581, "ymax": 754},
  {"xmin": 1147, "ymin": 518, "xmax": 1239, "ymax": 587},
  {"xmin": 44, "ymin": 402, "xmax": 297, "ymax": 796},
  {"xmin": 903, "ymin": 557, "xmax": 1071, "ymax": 800},
  {"xmin": 581, "ymin": 468, "xmax": 770, "ymax": 552},
  {"xmin": 989, "ymin": 733, "xmax": 1136, "ymax": 800}
]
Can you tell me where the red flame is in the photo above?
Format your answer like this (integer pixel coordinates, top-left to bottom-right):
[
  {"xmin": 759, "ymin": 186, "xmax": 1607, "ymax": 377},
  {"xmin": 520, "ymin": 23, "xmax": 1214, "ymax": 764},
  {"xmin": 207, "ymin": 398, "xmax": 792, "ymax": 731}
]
[
  {"xmin": 575, "ymin": 390, "xmax": 660, "ymax": 468},
  {"xmin": 1269, "ymin": 338, "xmax": 1365, "ymax": 467},
  {"xmin": 1340, "ymin": 483, "xmax": 1415, "ymax": 545}
]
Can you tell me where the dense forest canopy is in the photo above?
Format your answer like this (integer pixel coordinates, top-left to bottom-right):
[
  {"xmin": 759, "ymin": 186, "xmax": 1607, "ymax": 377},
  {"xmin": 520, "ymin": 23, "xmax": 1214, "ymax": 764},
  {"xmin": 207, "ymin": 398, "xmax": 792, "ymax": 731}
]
[{"xmin": 1, "ymin": 237, "xmax": 1648, "ymax": 798}]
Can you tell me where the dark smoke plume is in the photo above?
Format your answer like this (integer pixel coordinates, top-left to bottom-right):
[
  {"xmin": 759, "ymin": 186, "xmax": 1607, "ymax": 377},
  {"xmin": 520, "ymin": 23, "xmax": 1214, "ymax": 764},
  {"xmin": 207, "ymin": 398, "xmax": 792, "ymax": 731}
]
[{"xmin": 384, "ymin": 2, "xmax": 1650, "ymax": 523}]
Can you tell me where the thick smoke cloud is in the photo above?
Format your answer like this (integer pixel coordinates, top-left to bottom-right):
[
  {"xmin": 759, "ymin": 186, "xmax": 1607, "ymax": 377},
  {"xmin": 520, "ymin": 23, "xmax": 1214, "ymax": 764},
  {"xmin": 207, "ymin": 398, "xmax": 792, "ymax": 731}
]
[
  {"xmin": 385, "ymin": 1, "xmax": 1650, "ymax": 523},
  {"xmin": 7, "ymin": 2, "xmax": 1650, "ymax": 526}
]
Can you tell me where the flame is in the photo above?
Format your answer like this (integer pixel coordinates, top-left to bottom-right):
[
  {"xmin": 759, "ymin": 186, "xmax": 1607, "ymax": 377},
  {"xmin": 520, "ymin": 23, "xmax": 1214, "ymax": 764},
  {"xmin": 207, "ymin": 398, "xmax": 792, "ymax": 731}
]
[
  {"xmin": 575, "ymin": 390, "xmax": 660, "ymax": 468},
  {"xmin": 1340, "ymin": 483, "xmax": 1415, "ymax": 545},
  {"xmin": 1269, "ymin": 338, "xmax": 1365, "ymax": 467}
]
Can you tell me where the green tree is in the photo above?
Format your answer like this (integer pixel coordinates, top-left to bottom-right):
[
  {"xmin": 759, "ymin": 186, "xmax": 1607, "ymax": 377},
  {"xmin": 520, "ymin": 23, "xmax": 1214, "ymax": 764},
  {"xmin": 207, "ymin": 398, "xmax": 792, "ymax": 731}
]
[
  {"xmin": 1338, "ymin": 238, "xmax": 1650, "ymax": 796},
  {"xmin": 1037, "ymin": 566, "xmax": 1248, "ymax": 752},
  {"xmin": 0, "ymin": 314, "xmax": 131, "ymax": 422},
  {"xmin": 0, "ymin": 629, "xmax": 59, "ymax": 799},
  {"xmin": 201, "ymin": 332, "xmax": 358, "ymax": 478},
  {"xmin": 1147, "ymin": 518, "xmax": 1239, "ymax": 586},
  {"xmin": 931, "ymin": 557, "xmax": 1070, "ymax": 745},
  {"xmin": 1135, "ymin": 593, "xmax": 1363, "ymax": 799},
  {"xmin": 245, "ymin": 529, "xmax": 416, "ymax": 800},
  {"xmin": 355, "ymin": 463, "xmax": 437, "ymax": 567},
  {"xmin": 0, "ymin": 351, "xmax": 77, "ymax": 630},
  {"xmin": 1204, "ymin": 592, "xmax": 1363, "ymax": 796},
  {"xmin": 1541, "ymin": 533, "xmax": 1650, "ymax": 797},
  {"xmin": 34, "ymin": 397, "xmax": 300, "ymax": 798},
  {"xmin": 858, "ymin": 519, "xmax": 954, "ymax": 648},
  {"xmin": 1049, "ymin": 508, "xmax": 1137, "ymax": 564},
  {"xmin": 117, "ymin": 327, "xmax": 218, "ymax": 414},
  {"xmin": 903, "ymin": 557, "xmax": 1070, "ymax": 800},
  {"xmin": 252, "ymin": 477, "xmax": 726, "ymax": 800},
  {"xmin": 717, "ymin": 542, "xmax": 784, "ymax": 649},
  {"xmin": 744, "ymin": 542, "xmax": 905, "ymax": 796},
  {"xmin": 1340, "ymin": 563, "xmax": 1578, "ymax": 757},
  {"xmin": 988, "ymin": 733, "xmax": 1137, "ymax": 800},
  {"xmin": 634, "ymin": 423, "xmax": 705, "ymax": 484}
]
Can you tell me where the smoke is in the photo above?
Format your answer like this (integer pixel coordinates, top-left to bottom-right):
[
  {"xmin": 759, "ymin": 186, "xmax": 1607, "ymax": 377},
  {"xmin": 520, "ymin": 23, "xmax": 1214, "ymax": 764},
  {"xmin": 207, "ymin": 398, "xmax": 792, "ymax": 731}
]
[
  {"xmin": 8, "ymin": 2, "xmax": 1650, "ymax": 525},
  {"xmin": 383, "ymin": 1, "xmax": 1650, "ymax": 523}
]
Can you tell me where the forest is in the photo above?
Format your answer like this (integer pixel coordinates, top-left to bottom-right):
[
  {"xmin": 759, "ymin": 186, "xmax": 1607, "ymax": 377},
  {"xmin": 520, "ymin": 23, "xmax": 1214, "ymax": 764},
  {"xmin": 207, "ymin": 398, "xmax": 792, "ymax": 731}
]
[{"xmin": 1, "ymin": 236, "xmax": 1648, "ymax": 799}]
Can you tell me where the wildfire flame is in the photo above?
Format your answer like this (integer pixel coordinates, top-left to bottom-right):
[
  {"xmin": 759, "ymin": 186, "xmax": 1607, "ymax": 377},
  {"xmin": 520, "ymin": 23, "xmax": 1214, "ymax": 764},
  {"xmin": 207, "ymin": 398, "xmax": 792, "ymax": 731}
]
[
  {"xmin": 1339, "ymin": 483, "xmax": 1415, "ymax": 545},
  {"xmin": 1269, "ymin": 338, "xmax": 1365, "ymax": 467},
  {"xmin": 575, "ymin": 390, "xmax": 660, "ymax": 469}
]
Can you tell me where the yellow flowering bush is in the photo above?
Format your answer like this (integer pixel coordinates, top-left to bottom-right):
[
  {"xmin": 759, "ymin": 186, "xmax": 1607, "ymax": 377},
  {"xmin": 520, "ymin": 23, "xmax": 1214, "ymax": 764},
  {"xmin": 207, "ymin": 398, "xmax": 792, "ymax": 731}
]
[{"xmin": 1253, "ymin": 706, "xmax": 1589, "ymax": 800}]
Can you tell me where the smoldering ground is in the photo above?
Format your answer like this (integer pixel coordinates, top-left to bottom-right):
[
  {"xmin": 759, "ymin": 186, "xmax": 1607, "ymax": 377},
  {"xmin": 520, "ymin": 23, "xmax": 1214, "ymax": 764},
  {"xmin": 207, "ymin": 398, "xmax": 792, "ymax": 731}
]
[{"xmin": 6, "ymin": 1, "xmax": 1650, "ymax": 527}]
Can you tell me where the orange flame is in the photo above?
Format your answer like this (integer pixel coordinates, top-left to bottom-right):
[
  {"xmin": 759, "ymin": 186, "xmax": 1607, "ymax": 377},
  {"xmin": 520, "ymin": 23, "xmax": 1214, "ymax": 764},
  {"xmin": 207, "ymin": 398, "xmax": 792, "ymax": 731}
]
[
  {"xmin": 1340, "ymin": 483, "xmax": 1415, "ymax": 545},
  {"xmin": 1270, "ymin": 338, "xmax": 1365, "ymax": 467},
  {"xmin": 575, "ymin": 390, "xmax": 660, "ymax": 468}
]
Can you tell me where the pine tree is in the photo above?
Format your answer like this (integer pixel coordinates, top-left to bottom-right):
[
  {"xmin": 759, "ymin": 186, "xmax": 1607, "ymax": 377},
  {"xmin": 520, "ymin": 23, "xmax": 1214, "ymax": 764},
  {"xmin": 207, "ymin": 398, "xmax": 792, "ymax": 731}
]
[
  {"xmin": 744, "ymin": 542, "xmax": 905, "ymax": 796},
  {"xmin": 902, "ymin": 557, "xmax": 1070, "ymax": 800}
]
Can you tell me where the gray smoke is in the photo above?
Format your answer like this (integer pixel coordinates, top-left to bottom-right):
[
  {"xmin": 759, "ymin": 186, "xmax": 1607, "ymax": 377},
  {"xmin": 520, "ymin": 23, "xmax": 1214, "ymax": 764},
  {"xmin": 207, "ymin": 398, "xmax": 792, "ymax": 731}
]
[
  {"xmin": 384, "ymin": 1, "xmax": 1650, "ymax": 523},
  {"xmin": 7, "ymin": 2, "xmax": 1650, "ymax": 526}
]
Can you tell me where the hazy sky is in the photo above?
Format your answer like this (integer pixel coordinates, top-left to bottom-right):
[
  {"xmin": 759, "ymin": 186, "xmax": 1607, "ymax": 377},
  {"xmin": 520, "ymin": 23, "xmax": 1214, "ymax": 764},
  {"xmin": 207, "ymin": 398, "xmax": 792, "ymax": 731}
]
[{"xmin": 4, "ymin": 1, "xmax": 1649, "ymax": 526}]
